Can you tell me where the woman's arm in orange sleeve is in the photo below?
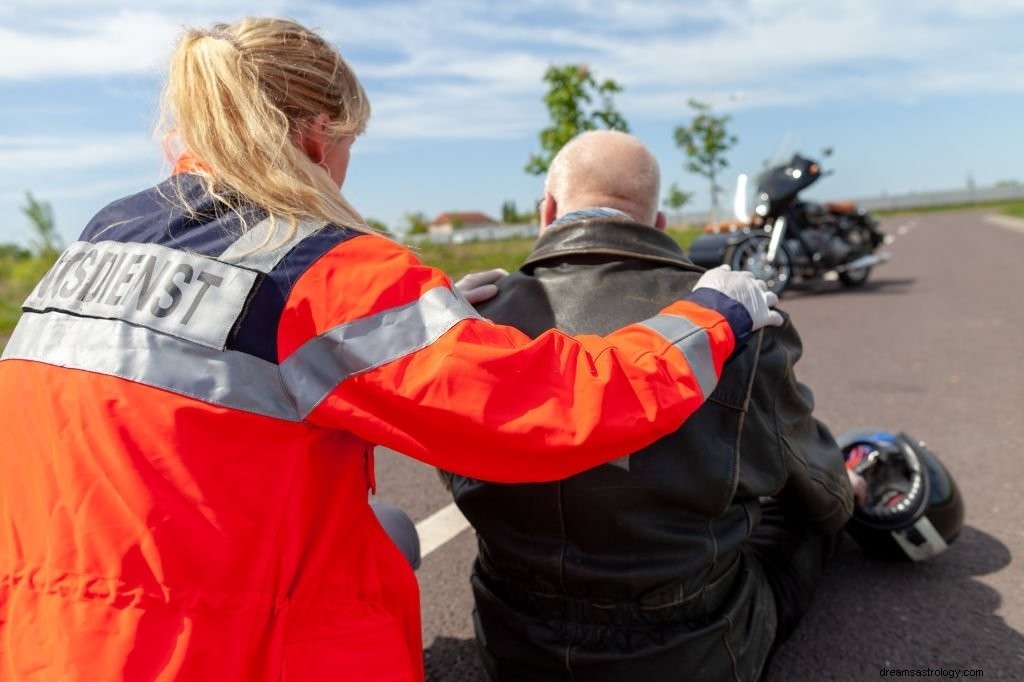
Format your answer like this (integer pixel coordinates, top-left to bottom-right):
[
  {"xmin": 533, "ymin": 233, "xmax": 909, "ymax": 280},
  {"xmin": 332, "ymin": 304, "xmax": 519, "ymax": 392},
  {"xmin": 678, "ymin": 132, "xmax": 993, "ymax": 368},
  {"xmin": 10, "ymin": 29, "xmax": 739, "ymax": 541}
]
[{"xmin": 277, "ymin": 234, "xmax": 743, "ymax": 483}]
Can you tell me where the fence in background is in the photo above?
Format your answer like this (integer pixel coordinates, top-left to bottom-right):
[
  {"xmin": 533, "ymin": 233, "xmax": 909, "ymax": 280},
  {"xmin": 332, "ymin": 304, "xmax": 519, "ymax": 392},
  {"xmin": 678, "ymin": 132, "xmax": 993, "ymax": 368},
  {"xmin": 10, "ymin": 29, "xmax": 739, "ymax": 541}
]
[{"xmin": 671, "ymin": 183, "xmax": 1024, "ymax": 226}]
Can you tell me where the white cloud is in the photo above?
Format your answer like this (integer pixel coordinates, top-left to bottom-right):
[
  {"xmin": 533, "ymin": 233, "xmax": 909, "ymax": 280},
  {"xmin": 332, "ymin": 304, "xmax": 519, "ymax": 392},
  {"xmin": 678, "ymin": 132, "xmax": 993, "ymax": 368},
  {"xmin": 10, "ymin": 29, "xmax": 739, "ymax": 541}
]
[
  {"xmin": 0, "ymin": 135, "xmax": 158, "ymax": 172},
  {"xmin": 3, "ymin": 1, "xmax": 1022, "ymax": 116}
]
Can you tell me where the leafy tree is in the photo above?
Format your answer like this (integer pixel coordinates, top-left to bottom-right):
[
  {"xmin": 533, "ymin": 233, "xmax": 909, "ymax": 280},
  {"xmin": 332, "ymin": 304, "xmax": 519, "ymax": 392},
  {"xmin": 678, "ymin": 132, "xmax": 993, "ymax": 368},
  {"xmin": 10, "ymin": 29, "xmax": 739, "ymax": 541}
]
[
  {"xmin": 403, "ymin": 211, "xmax": 430, "ymax": 235},
  {"xmin": 501, "ymin": 199, "xmax": 540, "ymax": 224},
  {"xmin": 500, "ymin": 200, "xmax": 517, "ymax": 224},
  {"xmin": 22, "ymin": 192, "xmax": 63, "ymax": 258},
  {"xmin": 673, "ymin": 100, "xmax": 737, "ymax": 213},
  {"xmin": 525, "ymin": 64, "xmax": 629, "ymax": 176},
  {"xmin": 450, "ymin": 216, "xmax": 464, "ymax": 230},
  {"xmin": 0, "ymin": 243, "xmax": 31, "ymax": 261},
  {"xmin": 663, "ymin": 183, "xmax": 694, "ymax": 212}
]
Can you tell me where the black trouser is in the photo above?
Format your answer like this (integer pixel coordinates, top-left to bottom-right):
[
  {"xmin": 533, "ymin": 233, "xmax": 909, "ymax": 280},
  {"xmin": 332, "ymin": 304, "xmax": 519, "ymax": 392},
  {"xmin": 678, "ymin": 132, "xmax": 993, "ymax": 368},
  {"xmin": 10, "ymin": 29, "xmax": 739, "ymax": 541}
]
[
  {"xmin": 744, "ymin": 498, "xmax": 841, "ymax": 675},
  {"xmin": 473, "ymin": 499, "xmax": 839, "ymax": 682}
]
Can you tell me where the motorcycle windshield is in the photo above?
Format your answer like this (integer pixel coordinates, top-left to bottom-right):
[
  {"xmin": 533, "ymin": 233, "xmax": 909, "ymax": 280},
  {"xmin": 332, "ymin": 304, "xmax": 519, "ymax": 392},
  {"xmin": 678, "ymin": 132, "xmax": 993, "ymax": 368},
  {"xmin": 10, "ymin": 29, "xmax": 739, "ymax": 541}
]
[{"xmin": 756, "ymin": 154, "xmax": 821, "ymax": 203}]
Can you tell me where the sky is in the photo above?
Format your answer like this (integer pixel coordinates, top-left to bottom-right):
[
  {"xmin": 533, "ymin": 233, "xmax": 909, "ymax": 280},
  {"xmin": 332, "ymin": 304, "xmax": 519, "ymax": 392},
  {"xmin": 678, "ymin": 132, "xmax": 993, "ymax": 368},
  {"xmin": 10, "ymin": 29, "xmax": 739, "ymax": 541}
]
[{"xmin": 1, "ymin": 0, "xmax": 1023, "ymax": 245}]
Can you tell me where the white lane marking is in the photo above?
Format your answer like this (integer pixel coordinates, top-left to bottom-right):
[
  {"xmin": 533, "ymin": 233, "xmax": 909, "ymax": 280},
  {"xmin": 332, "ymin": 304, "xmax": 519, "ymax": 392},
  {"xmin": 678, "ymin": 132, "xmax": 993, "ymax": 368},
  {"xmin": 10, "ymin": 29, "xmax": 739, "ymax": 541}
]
[
  {"xmin": 896, "ymin": 218, "xmax": 918, "ymax": 236},
  {"xmin": 416, "ymin": 502, "xmax": 471, "ymax": 558}
]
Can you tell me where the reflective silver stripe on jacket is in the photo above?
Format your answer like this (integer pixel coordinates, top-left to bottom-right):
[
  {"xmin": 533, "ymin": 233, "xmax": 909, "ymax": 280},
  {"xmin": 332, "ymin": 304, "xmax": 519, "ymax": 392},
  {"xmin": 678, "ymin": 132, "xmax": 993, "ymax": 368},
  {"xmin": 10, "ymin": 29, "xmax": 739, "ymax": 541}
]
[
  {"xmin": 280, "ymin": 287, "xmax": 483, "ymax": 416},
  {"xmin": 2, "ymin": 311, "xmax": 303, "ymax": 421},
  {"xmin": 23, "ymin": 240, "xmax": 261, "ymax": 351},
  {"xmin": 218, "ymin": 216, "xmax": 327, "ymax": 271},
  {"xmin": 639, "ymin": 314, "xmax": 718, "ymax": 400},
  {"xmin": 4, "ymin": 285, "xmax": 483, "ymax": 421}
]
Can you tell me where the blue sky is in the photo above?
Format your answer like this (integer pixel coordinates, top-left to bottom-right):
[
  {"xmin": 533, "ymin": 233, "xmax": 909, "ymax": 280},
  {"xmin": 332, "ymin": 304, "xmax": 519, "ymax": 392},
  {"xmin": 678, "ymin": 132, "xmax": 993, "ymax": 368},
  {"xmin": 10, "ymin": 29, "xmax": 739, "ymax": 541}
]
[{"xmin": 1, "ymin": 0, "xmax": 1023, "ymax": 244}]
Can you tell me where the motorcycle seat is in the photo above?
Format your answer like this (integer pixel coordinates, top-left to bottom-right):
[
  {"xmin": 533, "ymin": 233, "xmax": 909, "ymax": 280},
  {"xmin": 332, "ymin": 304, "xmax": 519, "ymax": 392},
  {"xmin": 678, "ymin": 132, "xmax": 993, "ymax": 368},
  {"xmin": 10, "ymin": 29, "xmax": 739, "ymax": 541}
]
[
  {"xmin": 825, "ymin": 201, "xmax": 858, "ymax": 215},
  {"xmin": 704, "ymin": 218, "xmax": 753, "ymax": 233}
]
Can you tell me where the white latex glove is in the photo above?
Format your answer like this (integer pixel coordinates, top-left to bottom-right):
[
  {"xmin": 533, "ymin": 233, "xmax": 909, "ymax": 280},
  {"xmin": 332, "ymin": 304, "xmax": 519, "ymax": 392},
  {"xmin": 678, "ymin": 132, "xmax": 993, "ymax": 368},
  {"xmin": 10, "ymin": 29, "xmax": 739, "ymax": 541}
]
[
  {"xmin": 454, "ymin": 268, "xmax": 509, "ymax": 305},
  {"xmin": 692, "ymin": 265, "xmax": 784, "ymax": 331}
]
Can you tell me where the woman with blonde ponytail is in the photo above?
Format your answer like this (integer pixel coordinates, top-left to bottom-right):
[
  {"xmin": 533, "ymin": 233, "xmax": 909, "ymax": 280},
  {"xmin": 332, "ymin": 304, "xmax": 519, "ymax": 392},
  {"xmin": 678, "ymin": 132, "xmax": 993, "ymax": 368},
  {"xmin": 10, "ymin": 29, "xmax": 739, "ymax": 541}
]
[{"xmin": 0, "ymin": 16, "xmax": 779, "ymax": 681}]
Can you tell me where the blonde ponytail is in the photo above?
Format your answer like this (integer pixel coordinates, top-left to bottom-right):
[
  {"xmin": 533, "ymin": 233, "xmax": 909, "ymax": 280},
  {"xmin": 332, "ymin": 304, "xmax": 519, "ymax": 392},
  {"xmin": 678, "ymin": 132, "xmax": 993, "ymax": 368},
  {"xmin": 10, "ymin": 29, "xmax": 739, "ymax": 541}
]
[{"xmin": 158, "ymin": 18, "xmax": 376, "ymax": 243}]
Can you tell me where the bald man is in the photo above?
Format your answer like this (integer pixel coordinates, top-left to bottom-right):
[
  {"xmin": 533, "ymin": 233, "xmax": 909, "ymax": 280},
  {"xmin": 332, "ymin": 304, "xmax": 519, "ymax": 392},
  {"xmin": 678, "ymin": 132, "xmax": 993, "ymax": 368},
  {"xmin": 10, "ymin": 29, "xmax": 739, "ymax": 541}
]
[{"xmin": 443, "ymin": 130, "xmax": 857, "ymax": 681}]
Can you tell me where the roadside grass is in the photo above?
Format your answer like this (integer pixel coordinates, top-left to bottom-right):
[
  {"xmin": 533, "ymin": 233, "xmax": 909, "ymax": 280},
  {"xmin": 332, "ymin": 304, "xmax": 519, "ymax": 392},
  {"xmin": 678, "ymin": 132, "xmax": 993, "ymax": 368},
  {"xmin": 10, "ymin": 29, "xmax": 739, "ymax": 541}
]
[
  {"xmin": 1004, "ymin": 201, "xmax": 1024, "ymax": 219},
  {"xmin": 876, "ymin": 198, "xmax": 1024, "ymax": 217},
  {"xmin": 0, "ymin": 253, "xmax": 52, "ymax": 339}
]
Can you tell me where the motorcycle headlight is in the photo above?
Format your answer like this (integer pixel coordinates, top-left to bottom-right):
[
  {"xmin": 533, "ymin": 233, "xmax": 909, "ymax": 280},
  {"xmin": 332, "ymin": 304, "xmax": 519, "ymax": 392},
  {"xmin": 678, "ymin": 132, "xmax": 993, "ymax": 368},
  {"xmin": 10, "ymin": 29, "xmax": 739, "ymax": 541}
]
[{"xmin": 754, "ymin": 192, "xmax": 772, "ymax": 217}]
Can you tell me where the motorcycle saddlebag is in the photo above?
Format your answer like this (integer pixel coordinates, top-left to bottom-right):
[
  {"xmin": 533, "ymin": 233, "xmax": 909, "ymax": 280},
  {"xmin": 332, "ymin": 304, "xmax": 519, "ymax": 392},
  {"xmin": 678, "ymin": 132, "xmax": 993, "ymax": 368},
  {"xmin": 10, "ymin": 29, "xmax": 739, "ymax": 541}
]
[{"xmin": 686, "ymin": 232, "xmax": 734, "ymax": 269}]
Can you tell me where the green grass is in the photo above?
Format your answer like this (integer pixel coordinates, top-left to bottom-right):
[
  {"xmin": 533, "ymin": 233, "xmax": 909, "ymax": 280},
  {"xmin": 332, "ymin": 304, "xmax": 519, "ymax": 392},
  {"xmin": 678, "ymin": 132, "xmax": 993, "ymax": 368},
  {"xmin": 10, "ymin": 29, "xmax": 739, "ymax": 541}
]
[
  {"xmin": 875, "ymin": 198, "xmax": 1024, "ymax": 217},
  {"xmin": 0, "ymin": 253, "xmax": 53, "ymax": 338},
  {"xmin": 408, "ymin": 238, "xmax": 537, "ymax": 280},
  {"xmin": 1003, "ymin": 201, "xmax": 1024, "ymax": 219}
]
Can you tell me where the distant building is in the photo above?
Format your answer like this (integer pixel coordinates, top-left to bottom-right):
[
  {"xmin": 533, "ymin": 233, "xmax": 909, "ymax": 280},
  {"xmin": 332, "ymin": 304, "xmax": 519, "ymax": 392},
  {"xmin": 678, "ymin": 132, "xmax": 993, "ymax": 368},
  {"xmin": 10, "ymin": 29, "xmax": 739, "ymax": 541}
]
[
  {"xmin": 412, "ymin": 211, "xmax": 537, "ymax": 244},
  {"xmin": 428, "ymin": 211, "xmax": 500, "ymax": 237}
]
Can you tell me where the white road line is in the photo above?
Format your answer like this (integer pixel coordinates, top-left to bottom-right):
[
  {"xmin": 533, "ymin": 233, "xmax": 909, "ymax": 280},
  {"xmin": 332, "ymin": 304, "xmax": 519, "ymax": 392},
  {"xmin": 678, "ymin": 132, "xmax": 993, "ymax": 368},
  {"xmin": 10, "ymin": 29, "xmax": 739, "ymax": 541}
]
[
  {"xmin": 416, "ymin": 502, "xmax": 471, "ymax": 558},
  {"xmin": 896, "ymin": 218, "xmax": 918, "ymax": 236}
]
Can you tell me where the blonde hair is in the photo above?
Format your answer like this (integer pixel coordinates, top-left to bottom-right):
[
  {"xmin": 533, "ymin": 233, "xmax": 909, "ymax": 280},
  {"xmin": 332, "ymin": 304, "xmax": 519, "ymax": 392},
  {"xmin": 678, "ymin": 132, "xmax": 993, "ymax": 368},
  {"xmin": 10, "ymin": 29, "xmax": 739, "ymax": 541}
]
[{"xmin": 159, "ymin": 17, "xmax": 375, "ymax": 241}]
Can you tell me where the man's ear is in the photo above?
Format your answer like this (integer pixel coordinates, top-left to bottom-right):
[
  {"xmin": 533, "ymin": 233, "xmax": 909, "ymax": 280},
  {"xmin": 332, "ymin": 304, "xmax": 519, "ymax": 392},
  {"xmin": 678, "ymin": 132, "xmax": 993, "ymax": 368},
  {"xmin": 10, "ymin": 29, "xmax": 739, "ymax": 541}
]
[
  {"xmin": 654, "ymin": 210, "xmax": 667, "ymax": 230},
  {"xmin": 297, "ymin": 113, "xmax": 330, "ymax": 164},
  {"xmin": 540, "ymin": 192, "xmax": 557, "ymax": 231}
]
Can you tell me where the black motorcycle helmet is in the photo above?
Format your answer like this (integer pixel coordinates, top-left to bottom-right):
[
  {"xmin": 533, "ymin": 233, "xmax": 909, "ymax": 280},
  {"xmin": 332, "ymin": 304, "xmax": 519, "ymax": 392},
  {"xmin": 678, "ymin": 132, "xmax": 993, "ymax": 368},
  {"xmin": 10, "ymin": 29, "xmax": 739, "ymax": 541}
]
[{"xmin": 837, "ymin": 428, "xmax": 964, "ymax": 561}]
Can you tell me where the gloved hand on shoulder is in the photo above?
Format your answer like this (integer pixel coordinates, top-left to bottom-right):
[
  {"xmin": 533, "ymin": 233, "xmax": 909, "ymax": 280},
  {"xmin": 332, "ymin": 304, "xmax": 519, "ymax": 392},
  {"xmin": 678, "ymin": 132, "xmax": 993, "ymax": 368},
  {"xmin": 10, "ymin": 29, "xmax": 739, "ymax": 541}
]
[
  {"xmin": 691, "ymin": 265, "xmax": 784, "ymax": 338},
  {"xmin": 454, "ymin": 268, "xmax": 509, "ymax": 305}
]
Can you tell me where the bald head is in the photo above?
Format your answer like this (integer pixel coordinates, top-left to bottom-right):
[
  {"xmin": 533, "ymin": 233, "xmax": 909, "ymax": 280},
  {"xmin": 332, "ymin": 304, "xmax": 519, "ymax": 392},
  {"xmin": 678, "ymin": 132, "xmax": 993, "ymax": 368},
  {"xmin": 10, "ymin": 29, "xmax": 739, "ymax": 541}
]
[{"xmin": 544, "ymin": 130, "xmax": 663, "ymax": 229}]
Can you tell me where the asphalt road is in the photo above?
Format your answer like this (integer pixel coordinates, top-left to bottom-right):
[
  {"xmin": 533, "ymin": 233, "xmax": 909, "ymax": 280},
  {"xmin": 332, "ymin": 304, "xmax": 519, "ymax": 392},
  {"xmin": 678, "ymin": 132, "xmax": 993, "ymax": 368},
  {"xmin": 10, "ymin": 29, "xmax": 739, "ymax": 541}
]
[{"xmin": 372, "ymin": 209, "xmax": 1024, "ymax": 681}]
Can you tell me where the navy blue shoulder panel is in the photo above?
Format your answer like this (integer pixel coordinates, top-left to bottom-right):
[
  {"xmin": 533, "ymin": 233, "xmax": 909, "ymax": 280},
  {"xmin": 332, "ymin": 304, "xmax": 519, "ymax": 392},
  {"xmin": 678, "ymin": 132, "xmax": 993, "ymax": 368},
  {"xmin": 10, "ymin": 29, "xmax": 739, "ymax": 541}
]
[
  {"xmin": 230, "ymin": 227, "xmax": 361, "ymax": 362},
  {"xmin": 80, "ymin": 174, "xmax": 267, "ymax": 256},
  {"xmin": 77, "ymin": 173, "xmax": 363, "ymax": 363}
]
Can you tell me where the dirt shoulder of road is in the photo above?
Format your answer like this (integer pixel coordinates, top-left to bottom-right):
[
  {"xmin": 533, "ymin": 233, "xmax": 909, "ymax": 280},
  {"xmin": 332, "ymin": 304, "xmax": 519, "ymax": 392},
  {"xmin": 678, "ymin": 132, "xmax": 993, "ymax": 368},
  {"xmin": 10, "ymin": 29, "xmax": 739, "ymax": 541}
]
[{"xmin": 985, "ymin": 212, "xmax": 1024, "ymax": 233}]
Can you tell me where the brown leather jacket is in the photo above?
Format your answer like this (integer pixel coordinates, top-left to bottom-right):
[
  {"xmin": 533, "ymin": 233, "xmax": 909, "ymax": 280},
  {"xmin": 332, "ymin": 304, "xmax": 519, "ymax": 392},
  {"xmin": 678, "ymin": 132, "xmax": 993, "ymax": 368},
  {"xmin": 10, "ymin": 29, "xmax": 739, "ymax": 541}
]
[{"xmin": 446, "ymin": 214, "xmax": 853, "ymax": 681}]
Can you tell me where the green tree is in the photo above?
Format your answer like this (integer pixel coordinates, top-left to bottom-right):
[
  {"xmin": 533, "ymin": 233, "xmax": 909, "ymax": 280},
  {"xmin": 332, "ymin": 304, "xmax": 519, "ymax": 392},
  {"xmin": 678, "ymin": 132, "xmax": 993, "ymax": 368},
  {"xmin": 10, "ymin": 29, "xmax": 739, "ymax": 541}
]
[
  {"xmin": 663, "ymin": 182, "xmax": 694, "ymax": 212},
  {"xmin": 404, "ymin": 211, "xmax": 430, "ymax": 235},
  {"xmin": 500, "ymin": 200, "xmax": 517, "ymax": 224},
  {"xmin": 22, "ymin": 191, "xmax": 63, "ymax": 258},
  {"xmin": 0, "ymin": 243, "xmax": 31, "ymax": 260},
  {"xmin": 501, "ymin": 199, "xmax": 540, "ymax": 224},
  {"xmin": 525, "ymin": 64, "xmax": 629, "ymax": 176},
  {"xmin": 673, "ymin": 100, "xmax": 737, "ymax": 214}
]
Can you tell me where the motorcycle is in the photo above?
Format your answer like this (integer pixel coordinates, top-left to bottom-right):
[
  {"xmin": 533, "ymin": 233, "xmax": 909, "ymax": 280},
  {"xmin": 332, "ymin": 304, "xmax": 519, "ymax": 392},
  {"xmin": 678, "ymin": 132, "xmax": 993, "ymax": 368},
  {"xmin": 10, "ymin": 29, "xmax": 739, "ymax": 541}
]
[{"xmin": 687, "ymin": 151, "xmax": 890, "ymax": 295}]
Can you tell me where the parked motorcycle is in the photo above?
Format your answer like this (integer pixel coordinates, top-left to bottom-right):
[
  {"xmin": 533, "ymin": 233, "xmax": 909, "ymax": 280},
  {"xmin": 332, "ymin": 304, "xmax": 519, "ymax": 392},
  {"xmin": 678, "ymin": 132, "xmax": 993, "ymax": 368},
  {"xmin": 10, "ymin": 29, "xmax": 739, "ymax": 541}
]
[{"xmin": 688, "ymin": 151, "xmax": 890, "ymax": 295}]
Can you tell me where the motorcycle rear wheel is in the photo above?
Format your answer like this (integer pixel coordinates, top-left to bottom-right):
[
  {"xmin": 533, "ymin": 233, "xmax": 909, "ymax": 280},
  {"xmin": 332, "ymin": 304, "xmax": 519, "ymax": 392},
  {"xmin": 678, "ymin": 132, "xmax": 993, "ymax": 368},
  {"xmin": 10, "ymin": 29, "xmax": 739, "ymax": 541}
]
[{"xmin": 728, "ymin": 233, "xmax": 793, "ymax": 296}]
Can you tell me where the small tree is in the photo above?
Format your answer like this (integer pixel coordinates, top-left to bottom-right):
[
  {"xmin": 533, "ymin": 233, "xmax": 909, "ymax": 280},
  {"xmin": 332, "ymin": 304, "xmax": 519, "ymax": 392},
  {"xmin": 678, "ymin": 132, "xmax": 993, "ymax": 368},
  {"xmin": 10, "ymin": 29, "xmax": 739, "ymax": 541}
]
[
  {"xmin": 500, "ymin": 200, "xmax": 517, "ymax": 224},
  {"xmin": 525, "ymin": 64, "xmax": 629, "ymax": 176},
  {"xmin": 22, "ymin": 192, "xmax": 63, "ymax": 258},
  {"xmin": 673, "ymin": 100, "xmax": 737, "ymax": 214},
  {"xmin": 663, "ymin": 183, "xmax": 694, "ymax": 212},
  {"xmin": 404, "ymin": 211, "xmax": 430, "ymax": 235}
]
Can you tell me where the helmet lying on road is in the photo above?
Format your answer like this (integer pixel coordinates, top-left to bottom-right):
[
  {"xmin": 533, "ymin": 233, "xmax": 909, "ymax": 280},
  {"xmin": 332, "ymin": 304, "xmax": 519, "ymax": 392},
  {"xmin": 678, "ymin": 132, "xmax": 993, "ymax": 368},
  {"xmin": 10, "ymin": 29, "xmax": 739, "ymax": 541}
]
[{"xmin": 837, "ymin": 429, "xmax": 965, "ymax": 562}]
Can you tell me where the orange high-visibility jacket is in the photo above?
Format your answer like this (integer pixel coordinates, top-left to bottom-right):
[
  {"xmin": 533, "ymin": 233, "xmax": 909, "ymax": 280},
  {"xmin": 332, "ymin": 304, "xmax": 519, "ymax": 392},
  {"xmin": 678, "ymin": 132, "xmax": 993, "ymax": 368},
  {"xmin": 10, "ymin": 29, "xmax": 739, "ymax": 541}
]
[{"xmin": 0, "ymin": 175, "xmax": 747, "ymax": 681}]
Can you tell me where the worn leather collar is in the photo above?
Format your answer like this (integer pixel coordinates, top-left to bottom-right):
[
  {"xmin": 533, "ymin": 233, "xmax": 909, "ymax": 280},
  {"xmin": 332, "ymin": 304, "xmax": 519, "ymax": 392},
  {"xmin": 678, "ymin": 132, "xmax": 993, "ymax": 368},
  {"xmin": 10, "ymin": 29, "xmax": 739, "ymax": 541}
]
[{"xmin": 522, "ymin": 216, "xmax": 703, "ymax": 272}]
